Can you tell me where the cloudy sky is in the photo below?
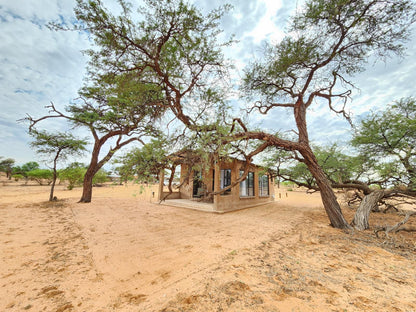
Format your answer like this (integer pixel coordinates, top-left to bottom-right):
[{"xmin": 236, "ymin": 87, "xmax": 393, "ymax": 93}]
[{"xmin": 1, "ymin": 0, "xmax": 416, "ymax": 167}]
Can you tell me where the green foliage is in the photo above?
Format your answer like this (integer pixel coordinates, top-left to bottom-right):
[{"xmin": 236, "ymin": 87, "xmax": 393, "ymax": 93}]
[
  {"xmin": 29, "ymin": 130, "xmax": 87, "ymax": 162},
  {"xmin": 59, "ymin": 163, "xmax": 108, "ymax": 189},
  {"xmin": 352, "ymin": 97, "xmax": 416, "ymax": 188},
  {"xmin": 26, "ymin": 169, "xmax": 53, "ymax": 185},
  {"xmin": 113, "ymin": 138, "xmax": 170, "ymax": 183},
  {"xmin": 11, "ymin": 174, "xmax": 24, "ymax": 181},
  {"xmin": 273, "ymin": 144, "xmax": 371, "ymax": 188},
  {"xmin": 92, "ymin": 169, "xmax": 109, "ymax": 185},
  {"xmin": 59, "ymin": 163, "xmax": 86, "ymax": 190},
  {"xmin": 0, "ymin": 157, "xmax": 15, "ymax": 178},
  {"xmin": 21, "ymin": 162, "xmax": 40, "ymax": 175}
]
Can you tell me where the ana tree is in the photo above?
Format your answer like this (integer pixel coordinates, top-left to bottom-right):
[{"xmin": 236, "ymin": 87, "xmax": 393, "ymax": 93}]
[
  {"xmin": 238, "ymin": 0, "xmax": 416, "ymax": 229},
  {"xmin": 29, "ymin": 129, "xmax": 87, "ymax": 201}
]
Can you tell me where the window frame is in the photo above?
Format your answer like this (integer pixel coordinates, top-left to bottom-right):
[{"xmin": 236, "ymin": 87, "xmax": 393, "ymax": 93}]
[
  {"xmin": 239, "ymin": 170, "xmax": 255, "ymax": 197},
  {"xmin": 258, "ymin": 174, "xmax": 269, "ymax": 197}
]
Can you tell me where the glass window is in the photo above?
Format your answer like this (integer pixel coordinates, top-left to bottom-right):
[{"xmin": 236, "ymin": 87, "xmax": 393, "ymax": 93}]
[
  {"xmin": 259, "ymin": 175, "xmax": 269, "ymax": 196},
  {"xmin": 240, "ymin": 170, "xmax": 254, "ymax": 197},
  {"xmin": 220, "ymin": 169, "xmax": 231, "ymax": 193}
]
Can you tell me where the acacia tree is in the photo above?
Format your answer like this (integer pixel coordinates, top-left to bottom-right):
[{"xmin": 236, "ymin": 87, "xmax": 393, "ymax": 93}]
[
  {"xmin": 0, "ymin": 157, "xmax": 15, "ymax": 180},
  {"xmin": 71, "ymin": 0, "xmax": 232, "ymax": 134},
  {"xmin": 29, "ymin": 129, "xmax": 87, "ymax": 201},
  {"xmin": 25, "ymin": 72, "xmax": 165, "ymax": 203},
  {"xmin": 238, "ymin": 0, "xmax": 416, "ymax": 229},
  {"xmin": 267, "ymin": 140, "xmax": 416, "ymax": 231},
  {"xmin": 352, "ymin": 97, "xmax": 416, "ymax": 189}
]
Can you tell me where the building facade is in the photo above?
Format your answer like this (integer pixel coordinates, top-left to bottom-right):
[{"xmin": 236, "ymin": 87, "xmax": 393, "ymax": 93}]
[{"xmin": 158, "ymin": 156, "xmax": 275, "ymax": 213}]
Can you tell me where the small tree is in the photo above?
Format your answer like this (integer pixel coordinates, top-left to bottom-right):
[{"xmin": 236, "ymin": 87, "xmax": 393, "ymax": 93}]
[
  {"xmin": 60, "ymin": 163, "xmax": 86, "ymax": 190},
  {"xmin": 0, "ymin": 157, "xmax": 15, "ymax": 180},
  {"xmin": 26, "ymin": 169, "xmax": 53, "ymax": 185},
  {"xmin": 29, "ymin": 130, "xmax": 87, "ymax": 201}
]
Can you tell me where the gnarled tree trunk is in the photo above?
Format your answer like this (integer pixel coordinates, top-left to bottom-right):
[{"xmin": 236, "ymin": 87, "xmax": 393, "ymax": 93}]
[
  {"xmin": 351, "ymin": 190, "xmax": 385, "ymax": 230},
  {"xmin": 79, "ymin": 143, "xmax": 100, "ymax": 203},
  {"xmin": 301, "ymin": 147, "xmax": 351, "ymax": 229}
]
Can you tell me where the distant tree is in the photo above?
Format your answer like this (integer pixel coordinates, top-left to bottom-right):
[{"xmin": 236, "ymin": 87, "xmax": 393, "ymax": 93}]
[
  {"xmin": 59, "ymin": 163, "xmax": 108, "ymax": 190},
  {"xmin": 26, "ymin": 169, "xmax": 53, "ymax": 186},
  {"xmin": 29, "ymin": 129, "xmax": 87, "ymax": 201},
  {"xmin": 352, "ymin": 97, "xmax": 416, "ymax": 189},
  {"xmin": 113, "ymin": 139, "xmax": 170, "ymax": 184},
  {"xmin": 238, "ymin": 0, "xmax": 416, "ymax": 229},
  {"xmin": 0, "ymin": 157, "xmax": 15, "ymax": 179},
  {"xmin": 59, "ymin": 163, "xmax": 86, "ymax": 190},
  {"xmin": 21, "ymin": 162, "xmax": 39, "ymax": 175}
]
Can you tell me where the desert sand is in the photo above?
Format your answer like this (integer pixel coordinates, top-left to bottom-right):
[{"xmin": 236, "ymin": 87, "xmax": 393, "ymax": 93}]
[{"xmin": 1, "ymin": 177, "xmax": 415, "ymax": 311}]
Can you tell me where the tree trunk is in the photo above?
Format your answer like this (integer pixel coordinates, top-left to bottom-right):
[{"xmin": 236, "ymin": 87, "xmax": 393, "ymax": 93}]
[
  {"xmin": 79, "ymin": 143, "xmax": 101, "ymax": 203},
  {"xmin": 301, "ymin": 146, "xmax": 351, "ymax": 229},
  {"xmin": 351, "ymin": 190, "xmax": 385, "ymax": 230},
  {"xmin": 49, "ymin": 170, "xmax": 57, "ymax": 201},
  {"xmin": 79, "ymin": 166, "xmax": 95, "ymax": 203},
  {"xmin": 49, "ymin": 152, "xmax": 59, "ymax": 202}
]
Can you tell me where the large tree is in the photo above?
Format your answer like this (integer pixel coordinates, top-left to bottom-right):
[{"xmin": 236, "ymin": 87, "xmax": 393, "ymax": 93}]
[
  {"xmin": 29, "ymin": 129, "xmax": 87, "ymax": 201},
  {"xmin": 25, "ymin": 72, "xmax": 165, "ymax": 203},
  {"xmin": 71, "ymin": 0, "xmax": 232, "ymax": 133},
  {"xmin": 27, "ymin": 0, "xmax": 233, "ymax": 203},
  {"xmin": 238, "ymin": 0, "xmax": 416, "ymax": 229}
]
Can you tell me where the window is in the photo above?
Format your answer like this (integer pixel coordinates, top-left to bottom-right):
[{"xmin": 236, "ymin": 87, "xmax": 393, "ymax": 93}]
[
  {"xmin": 240, "ymin": 171, "xmax": 254, "ymax": 197},
  {"xmin": 259, "ymin": 175, "xmax": 269, "ymax": 196},
  {"xmin": 220, "ymin": 169, "xmax": 231, "ymax": 193}
]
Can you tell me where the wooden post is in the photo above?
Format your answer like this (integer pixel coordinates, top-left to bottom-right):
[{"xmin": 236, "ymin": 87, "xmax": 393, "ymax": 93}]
[
  {"xmin": 213, "ymin": 162, "xmax": 220, "ymax": 211},
  {"xmin": 158, "ymin": 169, "xmax": 165, "ymax": 201}
]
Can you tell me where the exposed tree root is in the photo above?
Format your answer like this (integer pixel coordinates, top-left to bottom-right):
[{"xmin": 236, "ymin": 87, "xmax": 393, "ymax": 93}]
[{"xmin": 374, "ymin": 211, "xmax": 416, "ymax": 238}]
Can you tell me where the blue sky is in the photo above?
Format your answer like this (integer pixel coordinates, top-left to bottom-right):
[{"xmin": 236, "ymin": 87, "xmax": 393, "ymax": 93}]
[{"xmin": 1, "ymin": 0, "xmax": 416, "ymax": 167}]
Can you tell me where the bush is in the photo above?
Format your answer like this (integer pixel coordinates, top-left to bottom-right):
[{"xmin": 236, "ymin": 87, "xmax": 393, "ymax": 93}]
[
  {"xmin": 11, "ymin": 174, "xmax": 24, "ymax": 181},
  {"xmin": 59, "ymin": 167, "xmax": 85, "ymax": 190},
  {"xmin": 26, "ymin": 169, "xmax": 53, "ymax": 185}
]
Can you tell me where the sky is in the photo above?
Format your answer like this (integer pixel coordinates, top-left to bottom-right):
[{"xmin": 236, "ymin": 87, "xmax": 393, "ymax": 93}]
[{"xmin": 1, "ymin": 0, "xmax": 416, "ymax": 168}]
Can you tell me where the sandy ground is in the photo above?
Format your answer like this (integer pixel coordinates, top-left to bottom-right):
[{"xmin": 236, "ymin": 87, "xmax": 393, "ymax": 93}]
[{"xmin": 0, "ymin": 177, "xmax": 415, "ymax": 311}]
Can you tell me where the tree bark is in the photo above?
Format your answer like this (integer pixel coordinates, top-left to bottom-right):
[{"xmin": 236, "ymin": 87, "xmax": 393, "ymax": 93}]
[
  {"xmin": 49, "ymin": 151, "xmax": 60, "ymax": 202},
  {"xmin": 351, "ymin": 190, "xmax": 385, "ymax": 230},
  {"xmin": 49, "ymin": 169, "xmax": 57, "ymax": 201},
  {"xmin": 79, "ymin": 166, "xmax": 95, "ymax": 203},
  {"xmin": 301, "ymin": 146, "xmax": 351, "ymax": 229},
  {"xmin": 79, "ymin": 143, "xmax": 100, "ymax": 203}
]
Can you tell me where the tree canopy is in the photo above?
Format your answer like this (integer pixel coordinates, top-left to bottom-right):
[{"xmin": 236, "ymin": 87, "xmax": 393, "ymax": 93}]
[
  {"xmin": 352, "ymin": 97, "xmax": 416, "ymax": 189},
  {"xmin": 235, "ymin": 0, "xmax": 416, "ymax": 229}
]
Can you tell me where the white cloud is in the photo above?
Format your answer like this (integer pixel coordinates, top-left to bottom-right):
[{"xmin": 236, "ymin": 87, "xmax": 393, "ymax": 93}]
[
  {"xmin": 1, "ymin": 0, "xmax": 416, "ymax": 167},
  {"xmin": 0, "ymin": 0, "xmax": 89, "ymax": 164}
]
